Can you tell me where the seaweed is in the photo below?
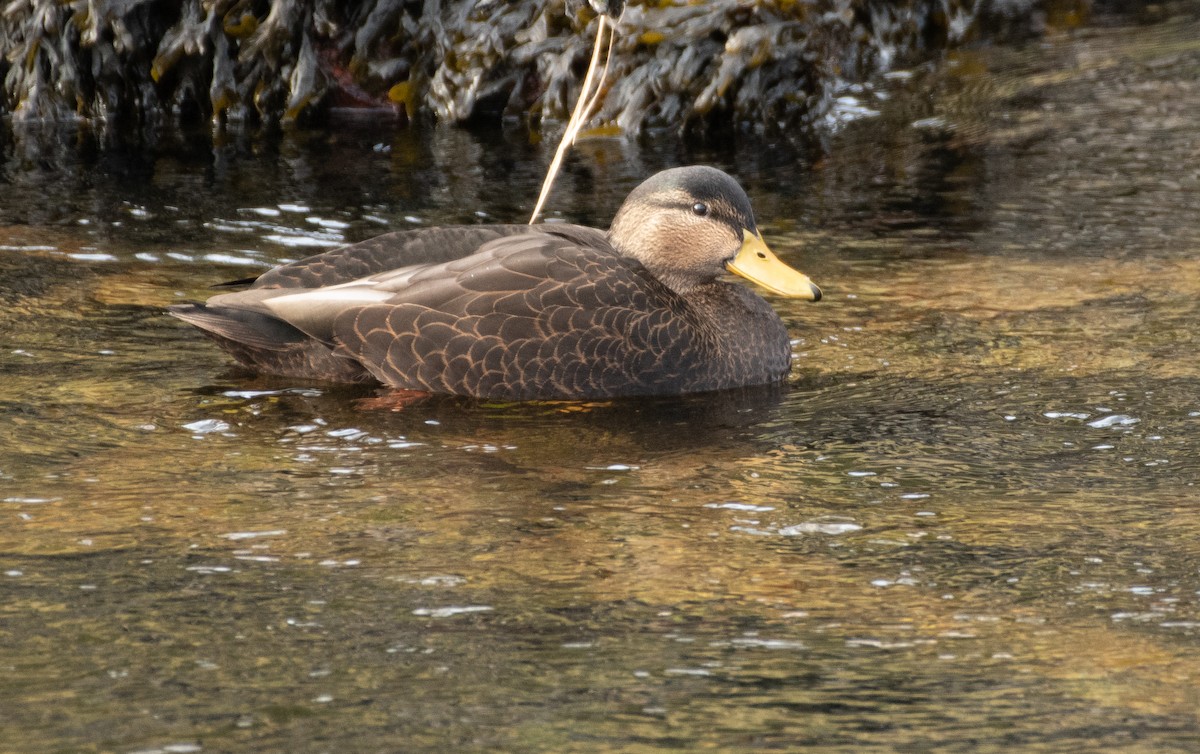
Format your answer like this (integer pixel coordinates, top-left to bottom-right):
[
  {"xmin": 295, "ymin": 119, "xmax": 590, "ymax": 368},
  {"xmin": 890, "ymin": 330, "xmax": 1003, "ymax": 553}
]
[{"xmin": 0, "ymin": 0, "xmax": 1063, "ymax": 137}]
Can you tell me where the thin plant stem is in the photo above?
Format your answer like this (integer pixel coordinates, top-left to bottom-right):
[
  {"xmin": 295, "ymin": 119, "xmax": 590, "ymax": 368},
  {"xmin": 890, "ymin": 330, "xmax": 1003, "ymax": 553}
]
[
  {"xmin": 529, "ymin": 14, "xmax": 612, "ymax": 225},
  {"xmin": 580, "ymin": 18, "xmax": 617, "ymax": 126}
]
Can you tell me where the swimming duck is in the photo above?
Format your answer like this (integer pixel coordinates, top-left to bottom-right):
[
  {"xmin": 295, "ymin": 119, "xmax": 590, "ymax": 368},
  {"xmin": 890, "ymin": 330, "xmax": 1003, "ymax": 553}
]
[{"xmin": 170, "ymin": 166, "xmax": 821, "ymax": 399}]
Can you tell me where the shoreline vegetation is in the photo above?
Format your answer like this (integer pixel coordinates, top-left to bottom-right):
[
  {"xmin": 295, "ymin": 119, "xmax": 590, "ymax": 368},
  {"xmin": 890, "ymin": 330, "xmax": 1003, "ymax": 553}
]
[{"xmin": 1, "ymin": 0, "xmax": 1076, "ymax": 140}]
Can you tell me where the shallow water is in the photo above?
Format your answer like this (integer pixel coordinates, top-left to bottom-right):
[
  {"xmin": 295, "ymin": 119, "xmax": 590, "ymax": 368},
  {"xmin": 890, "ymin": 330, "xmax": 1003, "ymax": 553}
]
[{"xmin": 3, "ymin": 10, "xmax": 1200, "ymax": 753}]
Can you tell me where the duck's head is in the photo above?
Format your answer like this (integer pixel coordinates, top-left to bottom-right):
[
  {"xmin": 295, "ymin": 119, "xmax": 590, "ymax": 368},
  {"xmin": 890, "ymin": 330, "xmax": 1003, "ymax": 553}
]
[{"xmin": 608, "ymin": 166, "xmax": 821, "ymax": 301}]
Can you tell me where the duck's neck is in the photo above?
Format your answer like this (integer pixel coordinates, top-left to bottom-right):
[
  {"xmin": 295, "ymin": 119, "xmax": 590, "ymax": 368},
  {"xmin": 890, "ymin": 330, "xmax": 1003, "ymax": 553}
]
[{"xmin": 605, "ymin": 229, "xmax": 714, "ymax": 297}]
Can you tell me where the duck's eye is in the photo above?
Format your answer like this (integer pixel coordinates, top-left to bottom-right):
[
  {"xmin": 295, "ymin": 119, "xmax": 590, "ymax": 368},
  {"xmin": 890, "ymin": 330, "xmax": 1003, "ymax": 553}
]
[{"xmin": 692, "ymin": 202, "xmax": 709, "ymax": 217}]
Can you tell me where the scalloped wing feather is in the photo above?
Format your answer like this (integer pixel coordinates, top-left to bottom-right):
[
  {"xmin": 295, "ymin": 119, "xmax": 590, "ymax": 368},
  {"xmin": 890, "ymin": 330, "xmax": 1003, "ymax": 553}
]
[{"xmin": 329, "ymin": 238, "xmax": 706, "ymax": 399}]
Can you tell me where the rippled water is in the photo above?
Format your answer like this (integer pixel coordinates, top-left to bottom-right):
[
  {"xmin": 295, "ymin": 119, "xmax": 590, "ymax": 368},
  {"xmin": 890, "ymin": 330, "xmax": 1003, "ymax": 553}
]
[{"xmin": 3, "ymin": 11, "xmax": 1200, "ymax": 753}]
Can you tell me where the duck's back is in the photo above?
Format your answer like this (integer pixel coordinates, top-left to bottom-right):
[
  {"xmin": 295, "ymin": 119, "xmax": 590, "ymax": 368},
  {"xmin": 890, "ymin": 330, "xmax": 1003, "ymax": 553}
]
[
  {"xmin": 250, "ymin": 225, "xmax": 558, "ymax": 290},
  {"xmin": 172, "ymin": 224, "xmax": 704, "ymax": 396}
]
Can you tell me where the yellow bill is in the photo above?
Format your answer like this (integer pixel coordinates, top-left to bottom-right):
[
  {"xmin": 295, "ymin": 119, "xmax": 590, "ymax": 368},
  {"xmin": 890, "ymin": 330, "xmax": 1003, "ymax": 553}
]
[{"xmin": 726, "ymin": 231, "xmax": 822, "ymax": 300}]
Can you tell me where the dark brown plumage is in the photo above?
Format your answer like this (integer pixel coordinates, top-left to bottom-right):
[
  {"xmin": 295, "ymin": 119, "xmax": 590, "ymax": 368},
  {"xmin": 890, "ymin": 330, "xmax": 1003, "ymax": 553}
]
[{"xmin": 170, "ymin": 166, "xmax": 821, "ymax": 399}]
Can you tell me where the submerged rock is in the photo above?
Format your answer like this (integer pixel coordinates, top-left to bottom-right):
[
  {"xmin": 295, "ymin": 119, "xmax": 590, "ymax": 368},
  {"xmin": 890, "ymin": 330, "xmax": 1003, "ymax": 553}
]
[{"xmin": 0, "ymin": 0, "xmax": 1072, "ymax": 137}]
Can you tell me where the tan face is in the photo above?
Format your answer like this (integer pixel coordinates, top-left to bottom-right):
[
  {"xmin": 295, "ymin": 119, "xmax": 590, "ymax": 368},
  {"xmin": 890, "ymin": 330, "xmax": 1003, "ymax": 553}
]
[
  {"xmin": 608, "ymin": 173, "xmax": 820, "ymax": 300},
  {"xmin": 611, "ymin": 187, "xmax": 746, "ymax": 288}
]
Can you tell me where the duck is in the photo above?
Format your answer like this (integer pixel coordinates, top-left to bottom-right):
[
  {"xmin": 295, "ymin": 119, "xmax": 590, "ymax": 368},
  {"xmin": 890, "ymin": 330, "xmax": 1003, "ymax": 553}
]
[{"xmin": 169, "ymin": 165, "xmax": 821, "ymax": 399}]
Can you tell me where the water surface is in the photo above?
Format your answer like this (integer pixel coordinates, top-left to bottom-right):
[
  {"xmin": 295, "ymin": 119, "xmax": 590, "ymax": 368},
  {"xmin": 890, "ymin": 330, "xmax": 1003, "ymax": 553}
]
[{"xmin": 2, "ymin": 11, "xmax": 1200, "ymax": 753}]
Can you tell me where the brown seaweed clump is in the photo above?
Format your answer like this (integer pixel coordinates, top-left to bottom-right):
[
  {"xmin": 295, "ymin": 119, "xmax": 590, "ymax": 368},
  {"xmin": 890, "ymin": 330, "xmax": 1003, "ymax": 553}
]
[{"xmin": 0, "ymin": 0, "xmax": 1045, "ymax": 137}]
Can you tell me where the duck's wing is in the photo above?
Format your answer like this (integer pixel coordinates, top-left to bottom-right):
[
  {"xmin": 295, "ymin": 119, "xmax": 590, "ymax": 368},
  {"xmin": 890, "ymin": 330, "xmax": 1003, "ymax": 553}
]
[
  {"xmin": 254, "ymin": 228, "xmax": 707, "ymax": 398},
  {"xmin": 247, "ymin": 225, "xmax": 534, "ymax": 289}
]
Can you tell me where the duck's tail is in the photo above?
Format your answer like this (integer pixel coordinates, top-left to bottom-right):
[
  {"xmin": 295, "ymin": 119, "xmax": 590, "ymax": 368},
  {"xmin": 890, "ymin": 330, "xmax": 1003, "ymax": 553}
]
[{"xmin": 168, "ymin": 304, "xmax": 375, "ymax": 384}]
